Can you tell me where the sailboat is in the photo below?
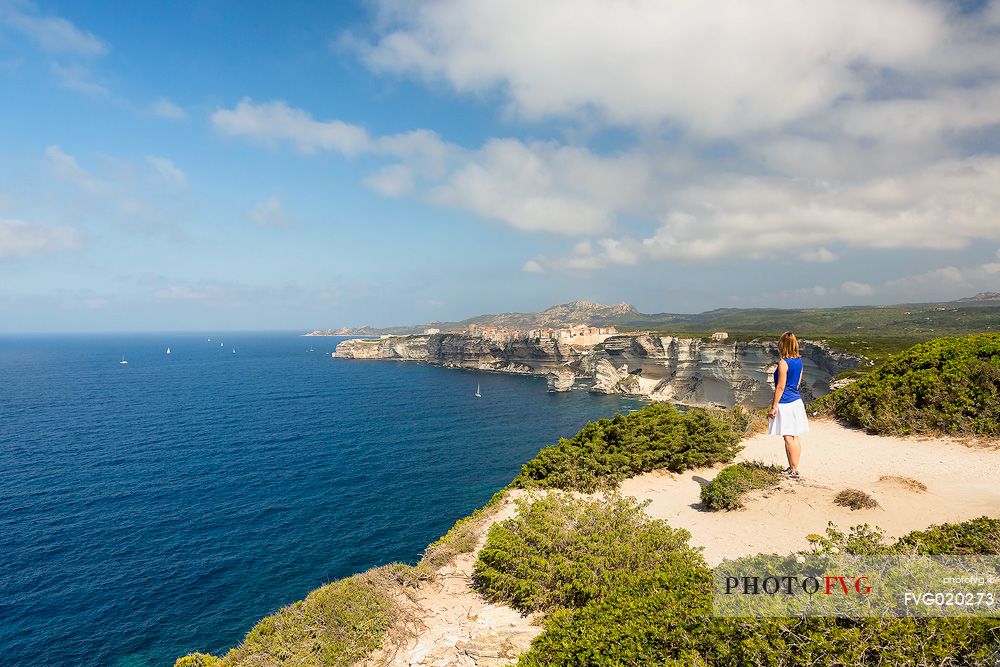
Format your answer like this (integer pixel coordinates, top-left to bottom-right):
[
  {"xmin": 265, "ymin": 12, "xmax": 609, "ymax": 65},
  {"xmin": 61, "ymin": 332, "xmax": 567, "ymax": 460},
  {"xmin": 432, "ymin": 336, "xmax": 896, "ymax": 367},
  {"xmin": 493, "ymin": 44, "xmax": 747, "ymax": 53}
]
[
  {"xmin": 475, "ymin": 382, "xmax": 481, "ymax": 398},
  {"xmin": 119, "ymin": 355, "xmax": 128, "ymax": 365},
  {"xmin": 232, "ymin": 348, "xmax": 236, "ymax": 354},
  {"xmin": 166, "ymin": 347, "xmax": 171, "ymax": 355}
]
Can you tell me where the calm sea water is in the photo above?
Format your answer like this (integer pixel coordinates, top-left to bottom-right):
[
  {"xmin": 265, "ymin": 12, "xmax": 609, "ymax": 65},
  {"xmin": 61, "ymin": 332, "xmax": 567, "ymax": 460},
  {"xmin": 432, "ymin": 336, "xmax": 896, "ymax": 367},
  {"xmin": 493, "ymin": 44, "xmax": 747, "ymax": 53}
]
[{"xmin": 0, "ymin": 333, "xmax": 641, "ymax": 667}]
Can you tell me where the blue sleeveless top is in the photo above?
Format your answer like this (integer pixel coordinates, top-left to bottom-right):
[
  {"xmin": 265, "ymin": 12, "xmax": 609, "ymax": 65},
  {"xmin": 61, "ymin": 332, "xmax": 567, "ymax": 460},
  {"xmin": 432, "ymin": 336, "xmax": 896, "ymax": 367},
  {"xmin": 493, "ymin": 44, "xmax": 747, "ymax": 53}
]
[{"xmin": 775, "ymin": 357, "xmax": 803, "ymax": 404}]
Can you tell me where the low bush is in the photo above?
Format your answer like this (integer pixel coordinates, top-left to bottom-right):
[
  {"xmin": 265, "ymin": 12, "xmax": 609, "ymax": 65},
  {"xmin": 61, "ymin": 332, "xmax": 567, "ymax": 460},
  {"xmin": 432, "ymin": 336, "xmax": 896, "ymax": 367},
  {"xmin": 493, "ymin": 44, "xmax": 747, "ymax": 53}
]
[
  {"xmin": 812, "ymin": 334, "xmax": 1000, "ymax": 435},
  {"xmin": 834, "ymin": 488, "xmax": 880, "ymax": 510},
  {"xmin": 511, "ymin": 403, "xmax": 744, "ymax": 492},
  {"xmin": 473, "ymin": 493, "xmax": 703, "ymax": 613},
  {"xmin": 174, "ymin": 564, "xmax": 417, "ymax": 667},
  {"xmin": 700, "ymin": 461, "xmax": 784, "ymax": 511},
  {"xmin": 895, "ymin": 516, "xmax": 1000, "ymax": 555}
]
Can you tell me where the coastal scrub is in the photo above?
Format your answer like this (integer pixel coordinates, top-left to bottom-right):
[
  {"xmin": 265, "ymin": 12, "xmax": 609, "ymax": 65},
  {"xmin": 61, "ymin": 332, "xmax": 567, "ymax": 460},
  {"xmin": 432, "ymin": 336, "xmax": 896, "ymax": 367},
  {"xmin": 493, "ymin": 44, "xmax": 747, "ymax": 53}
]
[
  {"xmin": 699, "ymin": 461, "xmax": 784, "ymax": 511},
  {"xmin": 511, "ymin": 403, "xmax": 744, "ymax": 492},
  {"xmin": 813, "ymin": 333, "xmax": 1000, "ymax": 435}
]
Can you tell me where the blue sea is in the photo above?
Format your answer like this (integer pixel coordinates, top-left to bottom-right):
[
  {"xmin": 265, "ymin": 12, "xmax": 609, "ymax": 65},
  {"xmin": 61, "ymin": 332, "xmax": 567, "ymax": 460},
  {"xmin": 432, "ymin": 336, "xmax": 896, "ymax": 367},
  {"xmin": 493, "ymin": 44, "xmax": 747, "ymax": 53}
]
[{"xmin": 0, "ymin": 333, "xmax": 642, "ymax": 667}]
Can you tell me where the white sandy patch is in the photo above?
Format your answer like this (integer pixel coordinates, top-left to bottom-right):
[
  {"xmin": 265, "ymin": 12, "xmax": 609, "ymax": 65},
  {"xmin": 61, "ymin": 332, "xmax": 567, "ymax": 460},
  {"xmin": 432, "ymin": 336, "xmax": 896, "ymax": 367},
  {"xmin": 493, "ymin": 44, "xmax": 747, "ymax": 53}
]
[{"xmin": 621, "ymin": 418, "xmax": 1000, "ymax": 566}]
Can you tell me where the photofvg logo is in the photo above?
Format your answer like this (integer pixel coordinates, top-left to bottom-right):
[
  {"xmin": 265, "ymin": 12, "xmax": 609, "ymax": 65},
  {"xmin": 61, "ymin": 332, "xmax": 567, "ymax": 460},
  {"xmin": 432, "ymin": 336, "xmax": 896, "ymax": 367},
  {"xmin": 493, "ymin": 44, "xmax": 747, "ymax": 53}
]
[
  {"xmin": 713, "ymin": 554, "xmax": 1000, "ymax": 618},
  {"xmin": 724, "ymin": 574, "xmax": 872, "ymax": 596}
]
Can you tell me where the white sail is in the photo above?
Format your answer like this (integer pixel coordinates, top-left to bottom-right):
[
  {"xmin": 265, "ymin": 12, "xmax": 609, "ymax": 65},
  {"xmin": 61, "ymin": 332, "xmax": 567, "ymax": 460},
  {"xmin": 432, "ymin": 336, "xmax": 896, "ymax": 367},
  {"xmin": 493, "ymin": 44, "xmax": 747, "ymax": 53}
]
[
  {"xmin": 166, "ymin": 347, "xmax": 171, "ymax": 355},
  {"xmin": 475, "ymin": 382, "xmax": 481, "ymax": 397}
]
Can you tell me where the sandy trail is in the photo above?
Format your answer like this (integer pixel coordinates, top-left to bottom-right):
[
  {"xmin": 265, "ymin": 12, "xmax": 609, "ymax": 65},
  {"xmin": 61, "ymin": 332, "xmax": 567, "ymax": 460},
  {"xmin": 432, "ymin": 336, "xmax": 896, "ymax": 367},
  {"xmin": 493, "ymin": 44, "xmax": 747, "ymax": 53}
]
[{"xmin": 383, "ymin": 418, "xmax": 1000, "ymax": 665}]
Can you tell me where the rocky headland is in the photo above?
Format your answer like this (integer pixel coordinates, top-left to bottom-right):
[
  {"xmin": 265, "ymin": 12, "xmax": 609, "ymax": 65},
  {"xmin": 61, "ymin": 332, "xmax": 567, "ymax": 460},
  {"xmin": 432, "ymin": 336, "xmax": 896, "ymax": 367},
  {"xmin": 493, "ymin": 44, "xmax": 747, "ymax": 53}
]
[{"xmin": 333, "ymin": 332, "xmax": 860, "ymax": 408}]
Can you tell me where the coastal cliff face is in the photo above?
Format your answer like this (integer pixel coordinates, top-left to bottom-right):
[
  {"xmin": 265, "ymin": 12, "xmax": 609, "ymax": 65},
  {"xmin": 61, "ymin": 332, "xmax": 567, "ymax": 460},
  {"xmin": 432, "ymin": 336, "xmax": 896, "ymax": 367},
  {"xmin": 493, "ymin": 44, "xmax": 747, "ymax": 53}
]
[{"xmin": 334, "ymin": 333, "xmax": 860, "ymax": 408}]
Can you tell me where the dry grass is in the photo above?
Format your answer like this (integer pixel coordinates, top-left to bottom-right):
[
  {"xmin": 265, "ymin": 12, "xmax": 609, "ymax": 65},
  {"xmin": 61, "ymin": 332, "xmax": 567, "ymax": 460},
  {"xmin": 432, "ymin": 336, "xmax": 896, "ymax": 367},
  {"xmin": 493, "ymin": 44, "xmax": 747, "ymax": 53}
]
[
  {"xmin": 877, "ymin": 475, "xmax": 928, "ymax": 492},
  {"xmin": 834, "ymin": 488, "xmax": 880, "ymax": 510}
]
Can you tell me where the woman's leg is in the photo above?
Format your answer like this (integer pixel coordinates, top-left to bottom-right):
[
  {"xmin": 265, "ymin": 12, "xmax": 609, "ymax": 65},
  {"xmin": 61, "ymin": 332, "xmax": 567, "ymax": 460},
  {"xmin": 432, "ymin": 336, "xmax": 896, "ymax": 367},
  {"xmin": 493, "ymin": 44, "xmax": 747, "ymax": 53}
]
[{"xmin": 784, "ymin": 435, "xmax": 800, "ymax": 472}]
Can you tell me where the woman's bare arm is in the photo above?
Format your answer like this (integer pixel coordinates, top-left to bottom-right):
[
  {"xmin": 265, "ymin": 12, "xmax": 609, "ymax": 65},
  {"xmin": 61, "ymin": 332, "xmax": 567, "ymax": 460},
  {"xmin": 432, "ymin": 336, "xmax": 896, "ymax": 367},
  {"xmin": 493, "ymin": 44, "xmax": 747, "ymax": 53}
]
[{"xmin": 769, "ymin": 359, "xmax": 787, "ymax": 418}]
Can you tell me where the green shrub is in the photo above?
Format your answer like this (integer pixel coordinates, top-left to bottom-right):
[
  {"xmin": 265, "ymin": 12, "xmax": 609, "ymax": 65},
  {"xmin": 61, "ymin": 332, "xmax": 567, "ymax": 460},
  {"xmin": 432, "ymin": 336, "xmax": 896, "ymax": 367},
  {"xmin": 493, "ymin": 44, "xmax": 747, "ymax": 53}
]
[
  {"xmin": 511, "ymin": 403, "xmax": 744, "ymax": 492},
  {"xmin": 474, "ymin": 493, "xmax": 703, "ymax": 613},
  {"xmin": 699, "ymin": 461, "xmax": 784, "ymax": 511},
  {"xmin": 895, "ymin": 516, "xmax": 1000, "ymax": 555},
  {"xmin": 174, "ymin": 564, "xmax": 415, "ymax": 667},
  {"xmin": 813, "ymin": 334, "xmax": 1000, "ymax": 435}
]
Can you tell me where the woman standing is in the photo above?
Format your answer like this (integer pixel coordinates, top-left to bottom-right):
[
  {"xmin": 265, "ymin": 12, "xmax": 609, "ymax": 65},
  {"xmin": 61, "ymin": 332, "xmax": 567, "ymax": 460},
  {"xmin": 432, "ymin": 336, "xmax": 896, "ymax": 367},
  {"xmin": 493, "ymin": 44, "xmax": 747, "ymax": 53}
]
[{"xmin": 768, "ymin": 331, "xmax": 809, "ymax": 479}]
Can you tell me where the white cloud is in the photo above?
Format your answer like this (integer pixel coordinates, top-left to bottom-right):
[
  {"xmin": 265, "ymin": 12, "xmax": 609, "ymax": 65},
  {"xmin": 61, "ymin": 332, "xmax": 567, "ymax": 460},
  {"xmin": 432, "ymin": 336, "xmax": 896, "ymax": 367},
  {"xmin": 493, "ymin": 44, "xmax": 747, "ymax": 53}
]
[
  {"xmin": 802, "ymin": 248, "xmax": 838, "ymax": 263},
  {"xmin": 46, "ymin": 145, "xmax": 108, "ymax": 194},
  {"xmin": 356, "ymin": 0, "xmax": 964, "ymax": 136},
  {"xmin": 365, "ymin": 164, "xmax": 413, "ymax": 197},
  {"xmin": 50, "ymin": 62, "xmax": 107, "ymax": 96},
  {"xmin": 0, "ymin": 217, "xmax": 81, "ymax": 258},
  {"xmin": 521, "ymin": 259, "xmax": 544, "ymax": 273},
  {"xmin": 1, "ymin": 1, "xmax": 108, "ymax": 57},
  {"xmin": 248, "ymin": 196, "xmax": 291, "ymax": 228},
  {"xmin": 213, "ymin": 99, "xmax": 370, "ymax": 155},
  {"xmin": 428, "ymin": 139, "xmax": 633, "ymax": 235},
  {"xmin": 149, "ymin": 98, "xmax": 187, "ymax": 120},
  {"xmin": 146, "ymin": 156, "xmax": 186, "ymax": 188}
]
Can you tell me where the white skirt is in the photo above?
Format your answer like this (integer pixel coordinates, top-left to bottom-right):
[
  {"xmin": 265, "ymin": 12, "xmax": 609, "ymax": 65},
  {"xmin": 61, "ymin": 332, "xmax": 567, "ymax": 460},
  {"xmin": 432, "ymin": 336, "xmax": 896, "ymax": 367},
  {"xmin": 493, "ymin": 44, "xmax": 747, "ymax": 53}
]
[{"xmin": 768, "ymin": 398, "xmax": 810, "ymax": 436}]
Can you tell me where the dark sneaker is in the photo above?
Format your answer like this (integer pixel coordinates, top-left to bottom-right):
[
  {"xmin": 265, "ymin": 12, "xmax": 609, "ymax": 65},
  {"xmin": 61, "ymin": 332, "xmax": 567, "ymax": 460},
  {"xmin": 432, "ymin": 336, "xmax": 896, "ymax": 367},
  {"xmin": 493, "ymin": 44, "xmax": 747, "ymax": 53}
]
[
  {"xmin": 786, "ymin": 470, "xmax": 800, "ymax": 480},
  {"xmin": 779, "ymin": 467, "xmax": 793, "ymax": 476}
]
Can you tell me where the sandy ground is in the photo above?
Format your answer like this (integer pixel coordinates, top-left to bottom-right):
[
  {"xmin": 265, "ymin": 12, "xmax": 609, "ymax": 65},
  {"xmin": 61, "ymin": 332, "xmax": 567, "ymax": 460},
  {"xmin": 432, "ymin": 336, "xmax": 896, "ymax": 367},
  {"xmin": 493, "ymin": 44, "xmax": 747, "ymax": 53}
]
[
  {"xmin": 622, "ymin": 417, "xmax": 1000, "ymax": 565},
  {"xmin": 382, "ymin": 418, "xmax": 1000, "ymax": 666}
]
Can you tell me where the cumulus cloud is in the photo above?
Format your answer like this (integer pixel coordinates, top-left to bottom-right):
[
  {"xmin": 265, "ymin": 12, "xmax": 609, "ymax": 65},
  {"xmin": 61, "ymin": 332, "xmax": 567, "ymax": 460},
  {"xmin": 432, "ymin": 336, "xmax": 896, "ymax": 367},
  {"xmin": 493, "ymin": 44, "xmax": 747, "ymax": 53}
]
[
  {"xmin": 535, "ymin": 155, "xmax": 1000, "ymax": 270},
  {"xmin": 248, "ymin": 196, "xmax": 291, "ymax": 228},
  {"xmin": 521, "ymin": 259, "xmax": 543, "ymax": 273},
  {"xmin": 146, "ymin": 155, "xmax": 186, "ymax": 188},
  {"xmin": 219, "ymin": 0, "xmax": 1000, "ymax": 267},
  {"xmin": 213, "ymin": 99, "xmax": 370, "ymax": 155},
  {"xmin": 354, "ymin": 0, "xmax": 968, "ymax": 136},
  {"xmin": 0, "ymin": 217, "xmax": 81, "ymax": 258},
  {"xmin": 149, "ymin": 98, "xmax": 187, "ymax": 120}
]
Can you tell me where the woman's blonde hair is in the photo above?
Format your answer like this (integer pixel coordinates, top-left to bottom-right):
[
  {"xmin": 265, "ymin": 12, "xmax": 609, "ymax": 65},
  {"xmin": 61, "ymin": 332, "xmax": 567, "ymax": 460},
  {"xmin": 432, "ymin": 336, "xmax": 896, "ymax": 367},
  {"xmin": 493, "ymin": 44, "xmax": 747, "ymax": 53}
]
[{"xmin": 778, "ymin": 331, "xmax": 799, "ymax": 358}]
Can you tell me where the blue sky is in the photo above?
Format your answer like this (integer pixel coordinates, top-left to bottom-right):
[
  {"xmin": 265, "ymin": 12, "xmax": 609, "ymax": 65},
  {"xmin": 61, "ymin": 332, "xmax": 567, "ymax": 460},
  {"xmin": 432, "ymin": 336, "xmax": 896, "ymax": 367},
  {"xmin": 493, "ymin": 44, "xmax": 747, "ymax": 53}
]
[{"xmin": 2, "ymin": 0, "xmax": 999, "ymax": 332}]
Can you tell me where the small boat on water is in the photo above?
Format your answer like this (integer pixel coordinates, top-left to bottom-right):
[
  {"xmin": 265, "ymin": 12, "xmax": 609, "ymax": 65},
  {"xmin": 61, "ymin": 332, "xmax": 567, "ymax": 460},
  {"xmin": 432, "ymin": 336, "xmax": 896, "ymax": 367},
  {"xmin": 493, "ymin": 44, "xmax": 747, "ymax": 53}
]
[
  {"xmin": 119, "ymin": 355, "xmax": 128, "ymax": 365},
  {"xmin": 166, "ymin": 347, "xmax": 171, "ymax": 355},
  {"xmin": 232, "ymin": 348, "xmax": 236, "ymax": 354},
  {"xmin": 475, "ymin": 382, "xmax": 481, "ymax": 398}
]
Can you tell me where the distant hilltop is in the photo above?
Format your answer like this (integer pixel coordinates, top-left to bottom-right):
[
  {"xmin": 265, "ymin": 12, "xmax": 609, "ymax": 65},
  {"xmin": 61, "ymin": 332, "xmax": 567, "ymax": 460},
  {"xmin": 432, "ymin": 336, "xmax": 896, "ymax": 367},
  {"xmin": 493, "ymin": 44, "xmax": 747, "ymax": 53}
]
[
  {"xmin": 305, "ymin": 293, "xmax": 1000, "ymax": 337},
  {"xmin": 954, "ymin": 291, "xmax": 1000, "ymax": 302},
  {"xmin": 305, "ymin": 300, "xmax": 641, "ymax": 336}
]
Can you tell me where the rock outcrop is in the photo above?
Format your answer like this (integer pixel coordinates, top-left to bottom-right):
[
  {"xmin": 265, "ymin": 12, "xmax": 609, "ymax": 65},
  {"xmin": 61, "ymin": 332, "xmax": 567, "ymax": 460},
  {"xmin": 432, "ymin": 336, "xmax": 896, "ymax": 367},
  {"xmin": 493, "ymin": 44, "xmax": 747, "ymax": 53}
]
[
  {"xmin": 334, "ymin": 333, "xmax": 860, "ymax": 408},
  {"xmin": 545, "ymin": 366, "xmax": 577, "ymax": 392}
]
